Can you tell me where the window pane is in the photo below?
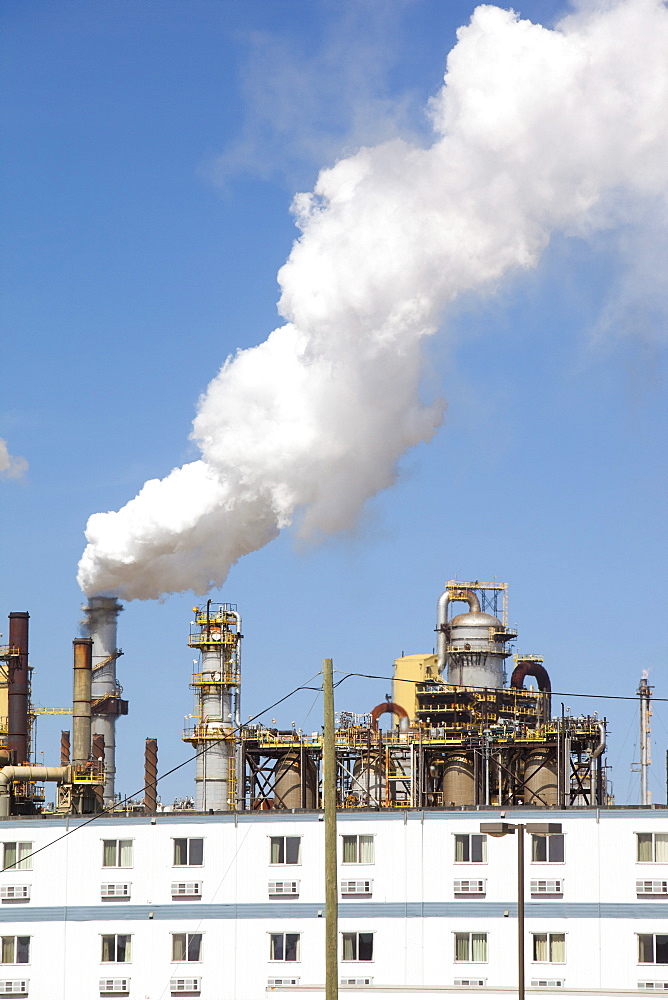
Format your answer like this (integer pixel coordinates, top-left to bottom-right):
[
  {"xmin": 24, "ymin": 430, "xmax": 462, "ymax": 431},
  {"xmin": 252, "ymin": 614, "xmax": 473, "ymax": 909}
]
[
  {"xmin": 639, "ymin": 934, "xmax": 654, "ymax": 963},
  {"xmin": 270, "ymin": 838, "xmax": 284, "ymax": 864},
  {"xmin": 548, "ymin": 835, "xmax": 564, "ymax": 863},
  {"xmin": 285, "ymin": 934, "xmax": 299, "ymax": 962},
  {"xmin": 3, "ymin": 844, "xmax": 16, "ymax": 870},
  {"xmin": 359, "ymin": 836, "xmax": 374, "ymax": 864},
  {"xmin": 471, "ymin": 934, "xmax": 487, "ymax": 962},
  {"xmin": 471, "ymin": 835, "xmax": 486, "ymax": 863},
  {"xmin": 550, "ymin": 934, "xmax": 565, "ymax": 963},
  {"xmin": 285, "ymin": 837, "xmax": 300, "ymax": 865},
  {"xmin": 189, "ymin": 839, "xmax": 204, "ymax": 866},
  {"xmin": 342, "ymin": 933, "xmax": 356, "ymax": 961},
  {"xmin": 533, "ymin": 934, "xmax": 548, "ymax": 962},
  {"xmin": 454, "ymin": 836, "xmax": 468, "ymax": 863},
  {"xmin": 656, "ymin": 936, "xmax": 668, "ymax": 964},
  {"xmin": 455, "ymin": 934, "xmax": 470, "ymax": 962},
  {"xmin": 117, "ymin": 936, "xmax": 131, "ymax": 963},
  {"xmin": 17, "ymin": 843, "xmax": 32, "ymax": 870},
  {"xmin": 638, "ymin": 834, "xmax": 653, "ymax": 862},
  {"xmin": 15, "ymin": 937, "xmax": 29, "ymax": 964},
  {"xmin": 172, "ymin": 934, "xmax": 186, "ymax": 962},
  {"xmin": 343, "ymin": 836, "xmax": 357, "ymax": 863},
  {"xmin": 174, "ymin": 839, "xmax": 187, "ymax": 865},
  {"xmin": 271, "ymin": 934, "xmax": 284, "ymax": 961},
  {"xmin": 531, "ymin": 836, "xmax": 546, "ymax": 862},
  {"xmin": 187, "ymin": 934, "xmax": 202, "ymax": 962},
  {"xmin": 102, "ymin": 935, "xmax": 115, "ymax": 962},
  {"xmin": 2, "ymin": 938, "xmax": 15, "ymax": 964},
  {"xmin": 358, "ymin": 933, "xmax": 374, "ymax": 961},
  {"xmin": 119, "ymin": 840, "xmax": 132, "ymax": 867},
  {"xmin": 655, "ymin": 835, "xmax": 668, "ymax": 863}
]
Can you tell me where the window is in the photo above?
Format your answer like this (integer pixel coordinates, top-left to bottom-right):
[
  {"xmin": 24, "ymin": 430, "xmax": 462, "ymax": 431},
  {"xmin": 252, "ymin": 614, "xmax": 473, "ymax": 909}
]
[
  {"xmin": 268, "ymin": 979, "xmax": 299, "ymax": 987},
  {"xmin": 0, "ymin": 886, "xmax": 30, "ymax": 902},
  {"xmin": 454, "ymin": 933, "xmax": 487, "ymax": 963},
  {"xmin": 638, "ymin": 834, "xmax": 668, "ymax": 863},
  {"xmin": 342, "ymin": 932, "xmax": 373, "ymax": 962},
  {"xmin": 531, "ymin": 980, "xmax": 564, "ymax": 988},
  {"xmin": 173, "ymin": 839, "xmax": 203, "ymax": 866},
  {"xmin": 171, "ymin": 882, "xmax": 202, "ymax": 899},
  {"xmin": 531, "ymin": 879, "xmax": 563, "ymax": 896},
  {"xmin": 639, "ymin": 935, "xmax": 668, "ymax": 965},
  {"xmin": 0, "ymin": 983, "xmax": 29, "ymax": 997},
  {"xmin": 532, "ymin": 933, "xmax": 565, "ymax": 963},
  {"xmin": 270, "ymin": 837, "xmax": 300, "ymax": 865},
  {"xmin": 101, "ymin": 935, "xmax": 131, "ymax": 963},
  {"xmin": 453, "ymin": 879, "xmax": 486, "ymax": 895},
  {"xmin": 99, "ymin": 980, "xmax": 130, "ymax": 996},
  {"xmin": 341, "ymin": 978, "xmax": 373, "ymax": 986},
  {"xmin": 454, "ymin": 834, "xmax": 486, "ymax": 863},
  {"xmin": 342, "ymin": 835, "xmax": 374, "ymax": 864},
  {"xmin": 638, "ymin": 983, "xmax": 668, "ymax": 991},
  {"xmin": 170, "ymin": 979, "xmax": 201, "ymax": 995},
  {"xmin": 270, "ymin": 934, "xmax": 300, "ymax": 962},
  {"xmin": 454, "ymin": 981, "xmax": 486, "ymax": 988},
  {"xmin": 531, "ymin": 833, "xmax": 564, "ymax": 863},
  {"xmin": 637, "ymin": 880, "xmax": 668, "ymax": 896},
  {"xmin": 100, "ymin": 883, "xmax": 131, "ymax": 900},
  {"xmin": 172, "ymin": 934, "xmax": 202, "ymax": 963},
  {"xmin": 1, "ymin": 845, "xmax": 31, "ymax": 872},
  {"xmin": 102, "ymin": 840, "xmax": 132, "ymax": 868},
  {"xmin": 0, "ymin": 939, "xmax": 29, "ymax": 965},
  {"xmin": 268, "ymin": 880, "xmax": 299, "ymax": 896},
  {"xmin": 341, "ymin": 880, "xmax": 372, "ymax": 897}
]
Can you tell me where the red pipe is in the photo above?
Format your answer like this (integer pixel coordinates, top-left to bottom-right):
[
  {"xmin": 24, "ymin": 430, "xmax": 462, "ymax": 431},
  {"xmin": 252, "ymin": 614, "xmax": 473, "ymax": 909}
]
[
  {"xmin": 510, "ymin": 660, "xmax": 551, "ymax": 692},
  {"xmin": 370, "ymin": 702, "xmax": 408, "ymax": 732},
  {"xmin": 7, "ymin": 612, "xmax": 30, "ymax": 764}
]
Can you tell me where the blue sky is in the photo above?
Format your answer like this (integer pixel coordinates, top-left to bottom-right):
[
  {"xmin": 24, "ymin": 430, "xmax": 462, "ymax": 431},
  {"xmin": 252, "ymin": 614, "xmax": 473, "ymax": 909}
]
[{"xmin": 1, "ymin": 0, "xmax": 666, "ymax": 805}]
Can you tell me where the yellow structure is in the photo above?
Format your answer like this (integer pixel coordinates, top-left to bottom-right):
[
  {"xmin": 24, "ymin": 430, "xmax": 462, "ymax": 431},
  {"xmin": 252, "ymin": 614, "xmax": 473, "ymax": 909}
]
[{"xmin": 392, "ymin": 653, "xmax": 437, "ymax": 722}]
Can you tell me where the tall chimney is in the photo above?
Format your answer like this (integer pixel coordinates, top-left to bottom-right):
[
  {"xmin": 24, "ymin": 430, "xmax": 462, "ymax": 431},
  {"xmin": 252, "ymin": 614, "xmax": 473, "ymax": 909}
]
[
  {"xmin": 83, "ymin": 596, "xmax": 125, "ymax": 805},
  {"xmin": 144, "ymin": 738, "xmax": 158, "ymax": 814},
  {"xmin": 72, "ymin": 637, "xmax": 93, "ymax": 764},
  {"xmin": 7, "ymin": 612, "xmax": 30, "ymax": 764}
]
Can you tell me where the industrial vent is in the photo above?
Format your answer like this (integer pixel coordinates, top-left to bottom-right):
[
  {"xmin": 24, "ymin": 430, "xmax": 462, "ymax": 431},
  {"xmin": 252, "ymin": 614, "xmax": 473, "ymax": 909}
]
[
  {"xmin": 530, "ymin": 879, "xmax": 563, "ymax": 896},
  {"xmin": 340, "ymin": 880, "xmax": 372, "ymax": 896},
  {"xmin": 453, "ymin": 879, "xmax": 486, "ymax": 895},
  {"xmin": 171, "ymin": 882, "xmax": 202, "ymax": 898},
  {"xmin": 340, "ymin": 979, "xmax": 373, "ymax": 986},
  {"xmin": 170, "ymin": 979, "xmax": 201, "ymax": 995},
  {"xmin": 268, "ymin": 880, "xmax": 300, "ymax": 896},
  {"xmin": 0, "ymin": 984, "xmax": 28, "ymax": 997},
  {"xmin": 638, "ymin": 985, "xmax": 668, "ymax": 992},
  {"xmin": 0, "ymin": 885, "xmax": 30, "ymax": 901},
  {"xmin": 268, "ymin": 979, "xmax": 300, "ymax": 987},
  {"xmin": 454, "ymin": 980, "xmax": 486, "ymax": 988},
  {"xmin": 531, "ymin": 980, "xmax": 564, "ymax": 988},
  {"xmin": 99, "ymin": 980, "xmax": 129, "ymax": 996},
  {"xmin": 100, "ymin": 883, "xmax": 131, "ymax": 899},
  {"xmin": 637, "ymin": 880, "xmax": 668, "ymax": 896}
]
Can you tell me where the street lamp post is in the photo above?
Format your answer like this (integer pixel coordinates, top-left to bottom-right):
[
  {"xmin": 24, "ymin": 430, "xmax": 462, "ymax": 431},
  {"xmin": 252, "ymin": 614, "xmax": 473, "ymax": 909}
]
[{"xmin": 480, "ymin": 821, "xmax": 562, "ymax": 1000}]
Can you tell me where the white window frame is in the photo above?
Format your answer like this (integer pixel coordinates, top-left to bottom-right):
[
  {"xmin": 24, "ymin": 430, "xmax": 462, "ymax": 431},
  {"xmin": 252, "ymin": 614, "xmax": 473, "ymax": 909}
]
[
  {"xmin": 453, "ymin": 879, "xmax": 486, "ymax": 895},
  {"xmin": 0, "ymin": 886, "xmax": 30, "ymax": 902},
  {"xmin": 101, "ymin": 840, "xmax": 133, "ymax": 869},
  {"xmin": 269, "ymin": 836, "xmax": 301, "ymax": 866},
  {"xmin": 0, "ymin": 983, "xmax": 29, "ymax": 997},
  {"xmin": 172, "ymin": 838, "xmax": 203, "ymax": 867},
  {"xmin": 0, "ymin": 938, "xmax": 30, "ymax": 966},
  {"xmin": 453, "ymin": 932, "xmax": 488, "ymax": 964},
  {"xmin": 169, "ymin": 978, "xmax": 201, "ymax": 995},
  {"xmin": 454, "ymin": 834, "xmax": 487, "ymax": 864},
  {"xmin": 268, "ymin": 880, "xmax": 299, "ymax": 897},
  {"xmin": 1, "ymin": 845, "xmax": 32, "ymax": 873},
  {"xmin": 269, "ymin": 932, "xmax": 301, "ymax": 963},
  {"xmin": 171, "ymin": 882, "xmax": 202, "ymax": 899},
  {"xmin": 341, "ymin": 834, "xmax": 374, "ymax": 865},
  {"xmin": 341, "ymin": 931, "xmax": 374, "ymax": 963},
  {"xmin": 99, "ymin": 979, "xmax": 130, "ymax": 995},
  {"xmin": 532, "ymin": 932, "xmax": 566, "ymax": 964},
  {"xmin": 100, "ymin": 934, "xmax": 132, "ymax": 964},
  {"xmin": 100, "ymin": 883, "xmax": 131, "ymax": 900},
  {"xmin": 530, "ymin": 879, "xmax": 564, "ymax": 896},
  {"xmin": 531, "ymin": 833, "xmax": 565, "ymax": 864},
  {"xmin": 639, "ymin": 934, "xmax": 668, "ymax": 965},
  {"xmin": 637, "ymin": 834, "xmax": 668, "ymax": 864},
  {"xmin": 171, "ymin": 933, "xmax": 202, "ymax": 963},
  {"xmin": 637, "ymin": 880, "xmax": 668, "ymax": 896},
  {"xmin": 340, "ymin": 879, "xmax": 372, "ymax": 897}
]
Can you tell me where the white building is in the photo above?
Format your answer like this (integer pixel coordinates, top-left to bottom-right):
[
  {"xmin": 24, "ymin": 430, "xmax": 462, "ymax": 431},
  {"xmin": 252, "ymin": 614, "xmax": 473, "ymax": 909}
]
[{"xmin": 1, "ymin": 806, "xmax": 667, "ymax": 999}]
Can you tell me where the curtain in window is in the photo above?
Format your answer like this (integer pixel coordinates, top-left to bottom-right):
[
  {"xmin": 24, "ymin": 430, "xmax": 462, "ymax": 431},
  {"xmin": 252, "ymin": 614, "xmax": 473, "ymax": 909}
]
[
  {"xmin": 455, "ymin": 836, "xmax": 467, "ymax": 863},
  {"xmin": 103, "ymin": 841, "xmax": 117, "ymax": 867},
  {"xmin": 271, "ymin": 838, "xmax": 283, "ymax": 864},
  {"xmin": 359, "ymin": 836, "xmax": 374, "ymax": 864},
  {"xmin": 531, "ymin": 836, "xmax": 547, "ymax": 862},
  {"xmin": 102, "ymin": 936, "xmax": 115, "ymax": 962},
  {"xmin": 173, "ymin": 934, "xmax": 187, "ymax": 962},
  {"xmin": 533, "ymin": 934, "xmax": 548, "ymax": 962},
  {"xmin": 471, "ymin": 934, "xmax": 487, "ymax": 962},
  {"xmin": 119, "ymin": 840, "xmax": 132, "ymax": 867},
  {"xmin": 174, "ymin": 839, "xmax": 187, "ymax": 865},
  {"xmin": 16, "ymin": 843, "xmax": 31, "ymax": 869},
  {"xmin": 343, "ymin": 837, "xmax": 357, "ymax": 863},
  {"xmin": 455, "ymin": 934, "xmax": 470, "ymax": 961},
  {"xmin": 1, "ymin": 938, "xmax": 15, "ymax": 964},
  {"xmin": 3, "ymin": 844, "xmax": 16, "ymax": 870},
  {"xmin": 342, "ymin": 933, "xmax": 356, "ymax": 961},
  {"xmin": 638, "ymin": 934, "xmax": 654, "ymax": 963},
  {"xmin": 550, "ymin": 934, "xmax": 565, "ymax": 963},
  {"xmin": 637, "ymin": 834, "xmax": 653, "ymax": 862},
  {"xmin": 655, "ymin": 835, "xmax": 668, "ymax": 863}
]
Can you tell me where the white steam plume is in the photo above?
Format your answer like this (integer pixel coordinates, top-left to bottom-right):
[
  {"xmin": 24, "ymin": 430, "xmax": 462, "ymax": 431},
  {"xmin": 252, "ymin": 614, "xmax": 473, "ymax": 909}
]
[
  {"xmin": 78, "ymin": 0, "xmax": 668, "ymax": 601},
  {"xmin": 0, "ymin": 439, "xmax": 28, "ymax": 481}
]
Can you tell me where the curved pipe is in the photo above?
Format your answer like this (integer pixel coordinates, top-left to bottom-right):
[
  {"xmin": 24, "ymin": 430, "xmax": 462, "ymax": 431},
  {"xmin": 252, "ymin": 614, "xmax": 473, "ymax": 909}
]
[
  {"xmin": 0, "ymin": 765, "xmax": 70, "ymax": 817},
  {"xmin": 592, "ymin": 722, "xmax": 606, "ymax": 759},
  {"xmin": 511, "ymin": 659, "xmax": 552, "ymax": 721},
  {"xmin": 436, "ymin": 588, "xmax": 480, "ymax": 673},
  {"xmin": 370, "ymin": 702, "xmax": 408, "ymax": 732}
]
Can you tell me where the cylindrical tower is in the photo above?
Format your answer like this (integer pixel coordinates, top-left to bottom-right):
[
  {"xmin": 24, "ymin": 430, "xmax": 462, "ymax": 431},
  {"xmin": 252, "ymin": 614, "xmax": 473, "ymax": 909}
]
[
  {"xmin": 435, "ymin": 584, "xmax": 515, "ymax": 688},
  {"xmin": 83, "ymin": 596, "xmax": 125, "ymax": 805},
  {"xmin": 72, "ymin": 637, "xmax": 93, "ymax": 764},
  {"xmin": 183, "ymin": 602, "xmax": 241, "ymax": 812},
  {"xmin": 7, "ymin": 612, "xmax": 30, "ymax": 764}
]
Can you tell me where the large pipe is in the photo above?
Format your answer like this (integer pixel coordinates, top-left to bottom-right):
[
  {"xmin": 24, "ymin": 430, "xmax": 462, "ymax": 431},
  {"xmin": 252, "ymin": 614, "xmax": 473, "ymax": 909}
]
[
  {"xmin": 0, "ymin": 765, "xmax": 68, "ymax": 818},
  {"xmin": 84, "ymin": 596, "xmax": 123, "ymax": 805},
  {"xmin": 60, "ymin": 731, "xmax": 70, "ymax": 766},
  {"xmin": 436, "ymin": 588, "xmax": 480, "ymax": 673},
  {"xmin": 72, "ymin": 637, "xmax": 93, "ymax": 764},
  {"xmin": 144, "ymin": 738, "xmax": 158, "ymax": 813},
  {"xmin": 7, "ymin": 612, "xmax": 30, "ymax": 765},
  {"xmin": 92, "ymin": 734, "xmax": 105, "ymax": 810}
]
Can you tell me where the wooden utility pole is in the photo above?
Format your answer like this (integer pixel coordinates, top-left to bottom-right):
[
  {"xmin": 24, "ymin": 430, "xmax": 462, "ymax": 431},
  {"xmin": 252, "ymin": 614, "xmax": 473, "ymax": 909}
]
[{"xmin": 323, "ymin": 658, "xmax": 338, "ymax": 1000}]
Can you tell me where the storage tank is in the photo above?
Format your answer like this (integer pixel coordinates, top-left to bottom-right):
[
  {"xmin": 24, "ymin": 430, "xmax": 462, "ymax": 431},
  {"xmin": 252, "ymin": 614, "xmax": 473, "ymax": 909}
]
[
  {"xmin": 447, "ymin": 611, "xmax": 508, "ymax": 688},
  {"xmin": 523, "ymin": 750, "xmax": 558, "ymax": 806},
  {"xmin": 274, "ymin": 752, "xmax": 318, "ymax": 809},
  {"xmin": 352, "ymin": 754, "xmax": 386, "ymax": 807},
  {"xmin": 442, "ymin": 752, "xmax": 477, "ymax": 806}
]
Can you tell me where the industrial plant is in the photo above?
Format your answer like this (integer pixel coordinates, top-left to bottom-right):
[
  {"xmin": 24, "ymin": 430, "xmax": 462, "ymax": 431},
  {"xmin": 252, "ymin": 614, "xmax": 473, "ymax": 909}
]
[{"xmin": 0, "ymin": 581, "xmax": 665, "ymax": 998}]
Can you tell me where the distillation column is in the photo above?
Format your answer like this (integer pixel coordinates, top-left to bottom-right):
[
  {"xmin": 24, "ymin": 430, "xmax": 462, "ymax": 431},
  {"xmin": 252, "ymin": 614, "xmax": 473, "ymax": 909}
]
[
  {"xmin": 183, "ymin": 603, "xmax": 241, "ymax": 812},
  {"xmin": 84, "ymin": 597, "xmax": 126, "ymax": 805}
]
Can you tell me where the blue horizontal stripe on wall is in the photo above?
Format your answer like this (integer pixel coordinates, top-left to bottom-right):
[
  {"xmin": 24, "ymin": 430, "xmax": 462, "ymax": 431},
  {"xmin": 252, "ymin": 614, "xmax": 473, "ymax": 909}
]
[{"xmin": 1, "ymin": 901, "xmax": 667, "ymax": 922}]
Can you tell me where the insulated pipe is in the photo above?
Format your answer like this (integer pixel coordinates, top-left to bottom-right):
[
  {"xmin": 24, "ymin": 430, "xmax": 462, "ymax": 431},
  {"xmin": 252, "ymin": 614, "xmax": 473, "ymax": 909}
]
[
  {"xmin": 370, "ymin": 702, "xmax": 409, "ymax": 732},
  {"xmin": 510, "ymin": 660, "xmax": 552, "ymax": 693},
  {"xmin": 436, "ymin": 588, "xmax": 480, "ymax": 673},
  {"xmin": 85, "ymin": 596, "xmax": 122, "ymax": 805},
  {"xmin": 144, "ymin": 738, "xmax": 158, "ymax": 814},
  {"xmin": 592, "ymin": 722, "xmax": 606, "ymax": 759},
  {"xmin": 7, "ymin": 612, "xmax": 30, "ymax": 764},
  {"xmin": 0, "ymin": 765, "xmax": 69, "ymax": 817},
  {"xmin": 60, "ymin": 731, "xmax": 70, "ymax": 766},
  {"xmin": 72, "ymin": 637, "xmax": 93, "ymax": 764}
]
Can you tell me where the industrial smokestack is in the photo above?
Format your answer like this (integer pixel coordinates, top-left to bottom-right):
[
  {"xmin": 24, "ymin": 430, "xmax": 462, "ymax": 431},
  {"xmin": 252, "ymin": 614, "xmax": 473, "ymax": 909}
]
[
  {"xmin": 83, "ymin": 597, "xmax": 125, "ymax": 805},
  {"xmin": 92, "ymin": 733, "xmax": 105, "ymax": 810},
  {"xmin": 144, "ymin": 738, "xmax": 158, "ymax": 814},
  {"xmin": 60, "ymin": 730, "xmax": 70, "ymax": 766},
  {"xmin": 7, "ymin": 612, "xmax": 29, "ymax": 764},
  {"xmin": 72, "ymin": 637, "xmax": 93, "ymax": 765}
]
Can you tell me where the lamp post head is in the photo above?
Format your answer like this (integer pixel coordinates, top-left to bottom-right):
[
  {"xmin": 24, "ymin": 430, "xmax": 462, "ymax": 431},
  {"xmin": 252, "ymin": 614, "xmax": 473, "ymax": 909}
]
[{"xmin": 479, "ymin": 822, "xmax": 516, "ymax": 837}]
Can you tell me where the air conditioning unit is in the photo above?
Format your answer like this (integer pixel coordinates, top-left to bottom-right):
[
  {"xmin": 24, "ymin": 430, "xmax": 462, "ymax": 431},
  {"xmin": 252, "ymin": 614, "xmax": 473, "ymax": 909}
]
[
  {"xmin": 0, "ymin": 984, "xmax": 28, "ymax": 998},
  {"xmin": 531, "ymin": 980, "xmax": 564, "ymax": 988},
  {"xmin": 100, "ymin": 883, "xmax": 131, "ymax": 899},
  {"xmin": 637, "ymin": 880, "xmax": 668, "ymax": 896},
  {"xmin": 171, "ymin": 882, "xmax": 202, "ymax": 898},
  {"xmin": 99, "ymin": 980, "xmax": 129, "ymax": 996},
  {"xmin": 170, "ymin": 979, "xmax": 201, "ymax": 994},
  {"xmin": 340, "ymin": 979, "xmax": 373, "ymax": 986},
  {"xmin": 530, "ymin": 879, "xmax": 563, "ymax": 895},
  {"xmin": 340, "ymin": 880, "xmax": 372, "ymax": 896},
  {"xmin": 268, "ymin": 880, "xmax": 300, "ymax": 896},
  {"xmin": 454, "ymin": 980, "xmax": 486, "ymax": 988},
  {"xmin": 268, "ymin": 979, "xmax": 300, "ymax": 987},
  {"xmin": 638, "ymin": 985, "xmax": 668, "ymax": 992},
  {"xmin": 453, "ymin": 879, "xmax": 486, "ymax": 895},
  {"xmin": 0, "ymin": 886, "xmax": 30, "ymax": 901}
]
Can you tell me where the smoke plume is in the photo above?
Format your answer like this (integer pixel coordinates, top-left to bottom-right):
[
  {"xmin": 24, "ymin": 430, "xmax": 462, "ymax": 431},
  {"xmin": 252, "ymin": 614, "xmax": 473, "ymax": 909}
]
[
  {"xmin": 0, "ymin": 439, "xmax": 28, "ymax": 481},
  {"xmin": 78, "ymin": 0, "xmax": 668, "ymax": 601}
]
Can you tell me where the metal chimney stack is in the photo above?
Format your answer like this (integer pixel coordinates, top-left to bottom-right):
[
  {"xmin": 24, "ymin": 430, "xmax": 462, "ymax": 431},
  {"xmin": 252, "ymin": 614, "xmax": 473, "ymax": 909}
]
[
  {"xmin": 83, "ymin": 597, "xmax": 126, "ymax": 806},
  {"xmin": 7, "ymin": 612, "xmax": 30, "ymax": 764}
]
